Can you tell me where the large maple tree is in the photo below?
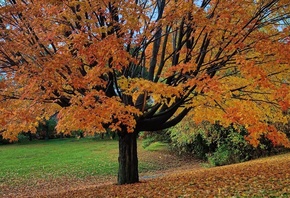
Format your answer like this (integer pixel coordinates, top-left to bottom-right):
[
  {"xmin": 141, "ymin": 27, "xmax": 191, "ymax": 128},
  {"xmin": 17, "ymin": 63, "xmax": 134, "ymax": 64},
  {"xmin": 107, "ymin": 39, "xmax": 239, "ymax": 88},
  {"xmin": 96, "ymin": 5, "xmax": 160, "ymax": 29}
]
[{"xmin": 0, "ymin": 0, "xmax": 290, "ymax": 184}]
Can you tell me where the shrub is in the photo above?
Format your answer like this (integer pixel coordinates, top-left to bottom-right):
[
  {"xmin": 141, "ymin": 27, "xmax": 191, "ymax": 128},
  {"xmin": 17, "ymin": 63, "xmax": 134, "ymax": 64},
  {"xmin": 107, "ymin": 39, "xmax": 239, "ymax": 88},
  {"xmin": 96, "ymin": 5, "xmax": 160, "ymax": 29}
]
[
  {"xmin": 36, "ymin": 117, "xmax": 57, "ymax": 140},
  {"xmin": 169, "ymin": 127, "xmax": 210, "ymax": 159},
  {"xmin": 17, "ymin": 133, "xmax": 30, "ymax": 143},
  {"xmin": 0, "ymin": 134, "xmax": 10, "ymax": 145},
  {"xmin": 168, "ymin": 118, "xmax": 288, "ymax": 166},
  {"xmin": 207, "ymin": 145, "xmax": 231, "ymax": 166}
]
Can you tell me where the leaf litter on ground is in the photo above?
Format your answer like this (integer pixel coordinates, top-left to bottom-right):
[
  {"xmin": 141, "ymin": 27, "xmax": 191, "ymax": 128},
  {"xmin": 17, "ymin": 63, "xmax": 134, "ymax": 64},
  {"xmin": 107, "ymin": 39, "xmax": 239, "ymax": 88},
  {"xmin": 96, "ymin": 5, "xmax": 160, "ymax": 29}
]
[
  {"xmin": 3, "ymin": 152, "xmax": 289, "ymax": 198},
  {"xmin": 0, "ymin": 145, "xmax": 201, "ymax": 198},
  {"xmin": 47, "ymin": 153, "xmax": 290, "ymax": 198}
]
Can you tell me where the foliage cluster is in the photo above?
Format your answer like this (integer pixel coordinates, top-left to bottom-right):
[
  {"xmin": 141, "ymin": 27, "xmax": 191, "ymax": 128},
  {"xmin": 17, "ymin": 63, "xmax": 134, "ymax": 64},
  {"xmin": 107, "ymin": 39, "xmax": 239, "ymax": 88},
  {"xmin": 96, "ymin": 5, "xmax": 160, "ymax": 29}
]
[
  {"xmin": 168, "ymin": 118, "xmax": 290, "ymax": 166},
  {"xmin": 0, "ymin": 0, "xmax": 289, "ymax": 147},
  {"xmin": 0, "ymin": 116, "xmax": 118, "ymax": 144},
  {"xmin": 1, "ymin": 116, "xmax": 60, "ymax": 144}
]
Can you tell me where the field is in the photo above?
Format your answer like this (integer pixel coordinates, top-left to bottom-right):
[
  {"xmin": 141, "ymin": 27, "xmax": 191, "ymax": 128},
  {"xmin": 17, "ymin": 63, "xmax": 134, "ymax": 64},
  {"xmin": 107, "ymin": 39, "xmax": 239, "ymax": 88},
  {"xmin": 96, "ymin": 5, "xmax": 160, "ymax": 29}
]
[
  {"xmin": 0, "ymin": 138, "xmax": 289, "ymax": 197},
  {"xmin": 0, "ymin": 138, "xmax": 197, "ymax": 197}
]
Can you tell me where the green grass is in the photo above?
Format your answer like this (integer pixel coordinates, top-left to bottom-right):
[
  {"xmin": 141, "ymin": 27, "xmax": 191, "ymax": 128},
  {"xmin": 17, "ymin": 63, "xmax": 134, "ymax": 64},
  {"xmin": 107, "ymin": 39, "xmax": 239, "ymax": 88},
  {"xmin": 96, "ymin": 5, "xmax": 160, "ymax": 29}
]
[
  {"xmin": 0, "ymin": 138, "xmax": 163, "ymax": 185},
  {"xmin": 0, "ymin": 139, "xmax": 117, "ymax": 182},
  {"xmin": 145, "ymin": 141, "xmax": 169, "ymax": 151}
]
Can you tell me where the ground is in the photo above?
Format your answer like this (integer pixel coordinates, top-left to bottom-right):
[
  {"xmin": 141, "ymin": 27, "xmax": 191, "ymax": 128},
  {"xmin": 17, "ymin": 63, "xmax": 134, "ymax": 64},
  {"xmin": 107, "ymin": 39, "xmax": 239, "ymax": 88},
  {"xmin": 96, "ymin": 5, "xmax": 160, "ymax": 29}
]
[
  {"xmin": 1, "ymin": 142, "xmax": 202, "ymax": 198},
  {"xmin": 44, "ymin": 153, "xmax": 290, "ymax": 198},
  {"xmin": 2, "ymin": 141, "xmax": 289, "ymax": 197}
]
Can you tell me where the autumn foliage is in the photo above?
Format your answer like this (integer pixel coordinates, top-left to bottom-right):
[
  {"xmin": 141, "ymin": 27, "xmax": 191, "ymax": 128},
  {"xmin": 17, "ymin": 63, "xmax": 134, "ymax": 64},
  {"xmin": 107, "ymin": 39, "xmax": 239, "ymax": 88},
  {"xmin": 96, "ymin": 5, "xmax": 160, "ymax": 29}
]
[{"xmin": 0, "ymin": 0, "xmax": 290, "ymax": 184}]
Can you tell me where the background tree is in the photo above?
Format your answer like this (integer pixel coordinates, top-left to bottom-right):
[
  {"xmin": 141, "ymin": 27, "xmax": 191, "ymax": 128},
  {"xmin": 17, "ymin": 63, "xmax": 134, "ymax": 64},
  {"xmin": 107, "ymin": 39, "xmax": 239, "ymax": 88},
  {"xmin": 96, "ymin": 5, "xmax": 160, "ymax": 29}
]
[{"xmin": 0, "ymin": 0, "xmax": 289, "ymax": 184}]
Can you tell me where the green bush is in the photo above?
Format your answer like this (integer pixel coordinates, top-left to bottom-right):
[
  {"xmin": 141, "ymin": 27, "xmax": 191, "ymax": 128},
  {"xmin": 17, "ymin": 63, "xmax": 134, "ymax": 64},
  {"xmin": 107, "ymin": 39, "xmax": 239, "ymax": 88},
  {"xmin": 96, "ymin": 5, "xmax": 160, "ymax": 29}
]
[
  {"xmin": 36, "ymin": 116, "xmax": 57, "ymax": 140},
  {"xmin": 169, "ymin": 130, "xmax": 210, "ymax": 159},
  {"xmin": 207, "ymin": 136, "xmax": 251, "ymax": 167},
  {"xmin": 207, "ymin": 145, "xmax": 231, "ymax": 166},
  {"xmin": 211, "ymin": 125, "xmax": 253, "ymax": 163},
  {"xmin": 17, "ymin": 133, "xmax": 30, "ymax": 143},
  {"xmin": 168, "ymin": 119, "xmax": 284, "ymax": 166},
  {"xmin": 0, "ymin": 134, "xmax": 10, "ymax": 145}
]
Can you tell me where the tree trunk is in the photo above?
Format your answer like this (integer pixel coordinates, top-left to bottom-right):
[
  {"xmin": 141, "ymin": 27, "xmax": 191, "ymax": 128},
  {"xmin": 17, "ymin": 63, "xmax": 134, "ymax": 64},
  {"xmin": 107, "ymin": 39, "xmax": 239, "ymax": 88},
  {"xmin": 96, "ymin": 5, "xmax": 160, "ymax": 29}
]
[{"xmin": 118, "ymin": 129, "xmax": 139, "ymax": 184}]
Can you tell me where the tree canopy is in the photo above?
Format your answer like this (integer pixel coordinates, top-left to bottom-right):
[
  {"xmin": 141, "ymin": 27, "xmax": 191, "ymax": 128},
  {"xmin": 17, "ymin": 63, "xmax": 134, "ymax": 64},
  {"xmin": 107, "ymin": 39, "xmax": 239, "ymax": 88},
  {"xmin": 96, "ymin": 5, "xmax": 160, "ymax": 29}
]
[{"xmin": 0, "ymin": 0, "xmax": 290, "ymax": 184}]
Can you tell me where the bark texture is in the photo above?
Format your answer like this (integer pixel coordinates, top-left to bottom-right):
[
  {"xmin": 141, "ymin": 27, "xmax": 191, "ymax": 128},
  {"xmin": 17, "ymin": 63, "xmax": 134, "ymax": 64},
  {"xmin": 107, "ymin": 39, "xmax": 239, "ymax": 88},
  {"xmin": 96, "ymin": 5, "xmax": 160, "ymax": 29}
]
[{"xmin": 118, "ymin": 130, "xmax": 139, "ymax": 184}]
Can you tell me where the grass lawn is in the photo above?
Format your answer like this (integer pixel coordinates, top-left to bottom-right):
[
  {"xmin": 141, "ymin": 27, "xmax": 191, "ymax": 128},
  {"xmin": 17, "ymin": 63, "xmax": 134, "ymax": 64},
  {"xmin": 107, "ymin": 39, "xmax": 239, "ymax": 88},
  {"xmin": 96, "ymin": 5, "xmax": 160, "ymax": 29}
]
[
  {"xmin": 1, "ymin": 138, "xmax": 193, "ymax": 197},
  {"xmin": 0, "ymin": 138, "xmax": 117, "ymax": 183},
  {"xmin": 2, "ymin": 138, "xmax": 289, "ymax": 197},
  {"xmin": 0, "ymin": 138, "xmax": 168, "ymax": 187},
  {"xmin": 144, "ymin": 142, "xmax": 169, "ymax": 152}
]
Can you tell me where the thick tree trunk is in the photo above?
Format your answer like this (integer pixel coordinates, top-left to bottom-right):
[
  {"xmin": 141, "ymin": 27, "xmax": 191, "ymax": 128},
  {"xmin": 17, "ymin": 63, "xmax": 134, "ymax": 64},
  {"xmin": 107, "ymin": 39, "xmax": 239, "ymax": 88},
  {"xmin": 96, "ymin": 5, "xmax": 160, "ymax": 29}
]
[{"xmin": 118, "ymin": 130, "xmax": 139, "ymax": 184}]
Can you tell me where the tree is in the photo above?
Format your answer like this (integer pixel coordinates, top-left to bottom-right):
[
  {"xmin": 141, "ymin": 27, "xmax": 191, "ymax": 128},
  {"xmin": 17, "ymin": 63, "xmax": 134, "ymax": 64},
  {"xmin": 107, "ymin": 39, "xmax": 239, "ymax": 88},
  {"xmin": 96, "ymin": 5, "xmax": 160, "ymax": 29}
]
[{"xmin": 0, "ymin": 0, "xmax": 290, "ymax": 184}]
